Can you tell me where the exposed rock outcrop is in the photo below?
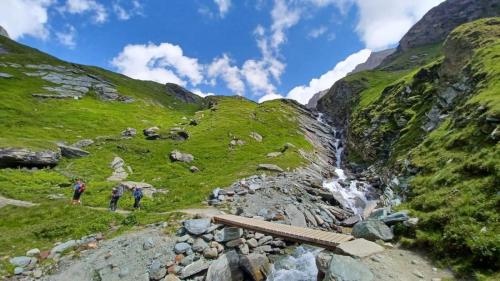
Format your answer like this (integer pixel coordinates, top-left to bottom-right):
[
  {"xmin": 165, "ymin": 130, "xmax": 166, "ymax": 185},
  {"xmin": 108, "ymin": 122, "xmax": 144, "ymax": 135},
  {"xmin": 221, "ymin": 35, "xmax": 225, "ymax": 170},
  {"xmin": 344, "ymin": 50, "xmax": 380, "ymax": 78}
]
[
  {"xmin": 165, "ymin": 83, "xmax": 204, "ymax": 104},
  {"xmin": 306, "ymin": 89, "xmax": 328, "ymax": 109},
  {"xmin": 349, "ymin": 48, "xmax": 395, "ymax": 74},
  {"xmin": 0, "ymin": 25, "xmax": 9, "ymax": 38},
  {"xmin": 0, "ymin": 148, "xmax": 60, "ymax": 168}
]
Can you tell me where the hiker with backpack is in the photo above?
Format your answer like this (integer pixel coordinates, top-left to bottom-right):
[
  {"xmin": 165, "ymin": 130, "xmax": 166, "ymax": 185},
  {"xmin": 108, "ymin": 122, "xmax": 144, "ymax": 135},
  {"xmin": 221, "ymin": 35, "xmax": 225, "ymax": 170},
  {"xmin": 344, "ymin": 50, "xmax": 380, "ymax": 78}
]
[
  {"xmin": 133, "ymin": 187, "xmax": 143, "ymax": 209},
  {"xmin": 109, "ymin": 187, "xmax": 121, "ymax": 211},
  {"xmin": 72, "ymin": 178, "xmax": 86, "ymax": 205}
]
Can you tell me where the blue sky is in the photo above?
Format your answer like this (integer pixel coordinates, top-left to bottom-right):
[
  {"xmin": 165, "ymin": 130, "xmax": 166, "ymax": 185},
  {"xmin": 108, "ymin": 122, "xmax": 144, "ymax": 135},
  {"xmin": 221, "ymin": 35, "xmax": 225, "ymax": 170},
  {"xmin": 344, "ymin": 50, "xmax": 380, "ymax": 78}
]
[{"xmin": 0, "ymin": 0, "xmax": 444, "ymax": 104}]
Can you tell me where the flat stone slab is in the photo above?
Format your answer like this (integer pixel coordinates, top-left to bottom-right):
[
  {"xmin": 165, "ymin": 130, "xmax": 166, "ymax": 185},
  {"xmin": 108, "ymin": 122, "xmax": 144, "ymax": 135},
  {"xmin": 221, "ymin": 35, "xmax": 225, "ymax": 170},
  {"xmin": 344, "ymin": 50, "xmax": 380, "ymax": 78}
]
[{"xmin": 337, "ymin": 238, "xmax": 384, "ymax": 258}]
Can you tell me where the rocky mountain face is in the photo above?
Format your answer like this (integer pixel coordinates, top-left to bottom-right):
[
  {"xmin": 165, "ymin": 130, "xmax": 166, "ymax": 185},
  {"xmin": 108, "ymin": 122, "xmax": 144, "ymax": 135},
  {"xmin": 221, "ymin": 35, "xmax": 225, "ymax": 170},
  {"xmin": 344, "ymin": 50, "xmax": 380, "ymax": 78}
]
[
  {"xmin": 165, "ymin": 83, "xmax": 205, "ymax": 104},
  {"xmin": 399, "ymin": 0, "xmax": 500, "ymax": 51},
  {"xmin": 0, "ymin": 25, "xmax": 8, "ymax": 38},
  {"xmin": 305, "ymin": 89, "xmax": 328, "ymax": 109},
  {"xmin": 317, "ymin": 13, "xmax": 500, "ymax": 276},
  {"xmin": 349, "ymin": 48, "xmax": 395, "ymax": 74}
]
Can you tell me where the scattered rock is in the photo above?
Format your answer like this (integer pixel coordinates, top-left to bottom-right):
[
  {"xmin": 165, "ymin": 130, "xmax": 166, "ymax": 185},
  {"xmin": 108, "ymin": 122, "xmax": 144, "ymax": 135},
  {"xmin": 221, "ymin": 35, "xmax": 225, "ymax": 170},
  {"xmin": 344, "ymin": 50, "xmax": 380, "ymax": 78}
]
[
  {"xmin": 206, "ymin": 251, "xmax": 243, "ymax": 281},
  {"xmin": 266, "ymin": 152, "xmax": 282, "ymax": 158},
  {"xmin": 239, "ymin": 253, "xmax": 271, "ymax": 281},
  {"xmin": 190, "ymin": 166, "xmax": 200, "ymax": 173},
  {"xmin": 257, "ymin": 164, "xmax": 284, "ymax": 173},
  {"xmin": 284, "ymin": 204, "xmax": 307, "ymax": 227},
  {"xmin": 249, "ymin": 132, "xmax": 263, "ymax": 142},
  {"xmin": 26, "ymin": 248, "xmax": 40, "ymax": 257},
  {"xmin": 336, "ymin": 238, "xmax": 384, "ymax": 258},
  {"xmin": 215, "ymin": 227, "xmax": 243, "ymax": 242},
  {"xmin": 192, "ymin": 238, "xmax": 209, "ymax": 252},
  {"xmin": 57, "ymin": 143, "xmax": 90, "ymax": 158},
  {"xmin": 9, "ymin": 256, "xmax": 35, "ymax": 267},
  {"xmin": 107, "ymin": 156, "xmax": 128, "ymax": 181},
  {"xmin": 0, "ymin": 72, "xmax": 13, "ymax": 78},
  {"xmin": 72, "ymin": 139, "xmax": 94, "ymax": 148},
  {"xmin": 143, "ymin": 237, "xmax": 154, "ymax": 250},
  {"xmin": 174, "ymin": 242, "xmax": 192, "ymax": 254},
  {"xmin": 179, "ymin": 259, "xmax": 211, "ymax": 279},
  {"xmin": 50, "ymin": 240, "xmax": 78, "ymax": 255},
  {"xmin": 14, "ymin": 267, "xmax": 23, "ymax": 275},
  {"xmin": 164, "ymin": 274, "xmax": 181, "ymax": 281},
  {"xmin": 203, "ymin": 247, "xmax": 219, "ymax": 259},
  {"xmin": 149, "ymin": 259, "xmax": 167, "ymax": 280},
  {"xmin": 121, "ymin": 127, "xmax": 137, "ymax": 137},
  {"xmin": 323, "ymin": 254, "xmax": 374, "ymax": 281},
  {"xmin": 352, "ymin": 220, "xmax": 394, "ymax": 241},
  {"xmin": 169, "ymin": 150, "xmax": 194, "ymax": 163},
  {"xmin": 184, "ymin": 218, "xmax": 211, "ymax": 235},
  {"xmin": 382, "ymin": 210, "xmax": 410, "ymax": 225},
  {"xmin": 143, "ymin": 127, "xmax": 160, "ymax": 140}
]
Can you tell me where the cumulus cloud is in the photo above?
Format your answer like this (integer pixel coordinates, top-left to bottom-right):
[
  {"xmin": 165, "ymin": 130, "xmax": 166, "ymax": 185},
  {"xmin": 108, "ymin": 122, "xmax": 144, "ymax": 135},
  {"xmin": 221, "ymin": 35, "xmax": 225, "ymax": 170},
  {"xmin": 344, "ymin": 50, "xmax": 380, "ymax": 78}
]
[
  {"xmin": 354, "ymin": 0, "xmax": 445, "ymax": 50},
  {"xmin": 192, "ymin": 89, "xmax": 215, "ymax": 98},
  {"xmin": 56, "ymin": 24, "xmax": 77, "ymax": 48},
  {"xmin": 111, "ymin": 42, "xmax": 204, "ymax": 87},
  {"xmin": 0, "ymin": 0, "xmax": 53, "ymax": 40},
  {"xmin": 207, "ymin": 54, "xmax": 245, "ymax": 95},
  {"xmin": 258, "ymin": 93, "xmax": 284, "ymax": 103},
  {"xmin": 287, "ymin": 49, "xmax": 371, "ymax": 104},
  {"xmin": 113, "ymin": 0, "xmax": 143, "ymax": 20},
  {"xmin": 59, "ymin": 0, "xmax": 108, "ymax": 23},
  {"xmin": 214, "ymin": 0, "xmax": 231, "ymax": 17}
]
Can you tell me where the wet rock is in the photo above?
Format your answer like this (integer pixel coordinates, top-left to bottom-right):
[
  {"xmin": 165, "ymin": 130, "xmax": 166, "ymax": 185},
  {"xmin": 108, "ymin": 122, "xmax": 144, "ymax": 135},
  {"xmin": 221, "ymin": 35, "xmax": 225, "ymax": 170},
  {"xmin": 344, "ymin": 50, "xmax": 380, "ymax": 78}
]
[
  {"xmin": 257, "ymin": 164, "xmax": 284, "ymax": 173},
  {"xmin": 169, "ymin": 150, "xmax": 194, "ymax": 163},
  {"xmin": 179, "ymin": 259, "xmax": 211, "ymax": 279},
  {"xmin": 174, "ymin": 242, "xmax": 192, "ymax": 254},
  {"xmin": 316, "ymin": 251, "xmax": 333, "ymax": 274},
  {"xmin": 0, "ymin": 148, "xmax": 60, "ymax": 168},
  {"xmin": 323, "ymin": 254, "xmax": 373, "ymax": 281},
  {"xmin": 382, "ymin": 210, "xmax": 410, "ymax": 225},
  {"xmin": 352, "ymin": 220, "xmax": 394, "ymax": 241},
  {"xmin": 57, "ymin": 143, "xmax": 90, "ymax": 158},
  {"xmin": 184, "ymin": 218, "xmax": 211, "ymax": 235},
  {"xmin": 206, "ymin": 251, "xmax": 243, "ymax": 281},
  {"xmin": 121, "ymin": 127, "xmax": 137, "ymax": 137},
  {"xmin": 341, "ymin": 215, "xmax": 361, "ymax": 227},
  {"xmin": 215, "ymin": 227, "xmax": 243, "ymax": 242},
  {"xmin": 239, "ymin": 253, "xmax": 271, "ymax": 281},
  {"xmin": 336, "ymin": 238, "xmax": 384, "ymax": 258}
]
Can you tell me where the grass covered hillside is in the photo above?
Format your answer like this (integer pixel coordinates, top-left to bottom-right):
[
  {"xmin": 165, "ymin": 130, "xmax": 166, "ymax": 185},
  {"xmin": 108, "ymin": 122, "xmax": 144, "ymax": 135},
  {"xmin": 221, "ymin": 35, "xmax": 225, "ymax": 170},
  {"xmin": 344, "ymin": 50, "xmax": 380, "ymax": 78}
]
[
  {"xmin": 0, "ymin": 36, "xmax": 313, "ymax": 258},
  {"xmin": 319, "ymin": 18, "xmax": 500, "ymax": 278}
]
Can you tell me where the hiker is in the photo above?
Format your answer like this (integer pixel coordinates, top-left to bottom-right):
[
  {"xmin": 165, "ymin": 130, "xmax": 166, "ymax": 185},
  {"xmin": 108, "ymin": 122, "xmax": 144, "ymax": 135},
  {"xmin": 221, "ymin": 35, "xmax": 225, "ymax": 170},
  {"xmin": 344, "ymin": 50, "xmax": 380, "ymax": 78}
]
[
  {"xmin": 109, "ymin": 187, "xmax": 121, "ymax": 211},
  {"xmin": 133, "ymin": 187, "xmax": 143, "ymax": 209},
  {"xmin": 72, "ymin": 179, "xmax": 86, "ymax": 205}
]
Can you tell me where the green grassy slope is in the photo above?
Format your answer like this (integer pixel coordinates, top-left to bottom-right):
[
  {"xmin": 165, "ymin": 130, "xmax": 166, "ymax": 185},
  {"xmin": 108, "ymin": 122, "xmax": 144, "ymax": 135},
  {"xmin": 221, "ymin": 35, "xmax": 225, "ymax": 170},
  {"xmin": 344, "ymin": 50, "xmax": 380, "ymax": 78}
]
[
  {"xmin": 321, "ymin": 18, "xmax": 500, "ymax": 278},
  {"xmin": 0, "ymin": 37, "xmax": 312, "ymax": 259}
]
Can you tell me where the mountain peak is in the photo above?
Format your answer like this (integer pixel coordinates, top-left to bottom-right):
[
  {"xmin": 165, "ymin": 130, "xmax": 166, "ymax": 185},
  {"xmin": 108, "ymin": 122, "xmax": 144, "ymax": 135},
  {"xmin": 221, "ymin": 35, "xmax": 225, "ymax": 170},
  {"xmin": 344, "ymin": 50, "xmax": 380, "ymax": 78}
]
[{"xmin": 0, "ymin": 25, "xmax": 9, "ymax": 38}]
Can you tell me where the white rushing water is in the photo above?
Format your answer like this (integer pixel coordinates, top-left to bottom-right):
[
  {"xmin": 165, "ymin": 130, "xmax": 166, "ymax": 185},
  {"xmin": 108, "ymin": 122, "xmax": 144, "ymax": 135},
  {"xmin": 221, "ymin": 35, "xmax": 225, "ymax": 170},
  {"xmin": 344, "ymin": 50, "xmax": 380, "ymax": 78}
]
[{"xmin": 267, "ymin": 247, "xmax": 321, "ymax": 281}]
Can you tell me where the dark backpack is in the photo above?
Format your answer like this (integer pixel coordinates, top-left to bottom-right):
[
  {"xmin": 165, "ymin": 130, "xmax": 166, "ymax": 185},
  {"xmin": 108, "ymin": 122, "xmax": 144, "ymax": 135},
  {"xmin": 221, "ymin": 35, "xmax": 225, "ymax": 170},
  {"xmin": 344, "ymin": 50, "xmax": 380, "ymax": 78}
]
[{"xmin": 134, "ymin": 189, "xmax": 143, "ymax": 199}]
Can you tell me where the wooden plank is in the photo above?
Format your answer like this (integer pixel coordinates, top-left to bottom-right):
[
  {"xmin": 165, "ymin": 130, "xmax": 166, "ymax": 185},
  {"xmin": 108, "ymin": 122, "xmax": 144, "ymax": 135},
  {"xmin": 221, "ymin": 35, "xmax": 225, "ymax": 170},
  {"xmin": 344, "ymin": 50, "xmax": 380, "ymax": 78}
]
[{"xmin": 213, "ymin": 214, "xmax": 353, "ymax": 250}]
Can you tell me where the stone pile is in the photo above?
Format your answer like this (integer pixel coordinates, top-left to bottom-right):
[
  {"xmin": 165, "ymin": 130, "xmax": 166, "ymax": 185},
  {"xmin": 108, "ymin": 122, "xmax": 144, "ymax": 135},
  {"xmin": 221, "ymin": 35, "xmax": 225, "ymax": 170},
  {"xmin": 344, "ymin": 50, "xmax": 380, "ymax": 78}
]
[{"xmin": 165, "ymin": 218, "xmax": 283, "ymax": 280}]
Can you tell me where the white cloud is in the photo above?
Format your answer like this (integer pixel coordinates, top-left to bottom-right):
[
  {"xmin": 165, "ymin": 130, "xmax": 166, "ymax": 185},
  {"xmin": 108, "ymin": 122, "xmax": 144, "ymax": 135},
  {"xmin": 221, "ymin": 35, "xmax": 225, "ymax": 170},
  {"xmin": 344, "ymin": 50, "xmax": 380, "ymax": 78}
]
[
  {"xmin": 258, "ymin": 93, "xmax": 284, "ymax": 103},
  {"xmin": 287, "ymin": 49, "xmax": 371, "ymax": 104},
  {"xmin": 113, "ymin": 0, "xmax": 143, "ymax": 20},
  {"xmin": 207, "ymin": 54, "xmax": 245, "ymax": 95},
  {"xmin": 0, "ymin": 0, "xmax": 53, "ymax": 40},
  {"xmin": 242, "ymin": 59, "xmax": 276, "ymax": 96},
  {"xmin": 56, "ymin": 24, "xmax": 77, "ymax": 48},
  {"xmin": 354, "ymin": 0, "xmax": 445, "ymax": 50},
  {"xmin": 308, "ymin": 26, "xmax": 327, "ymax": 39},
  {"xmin": 60, "ymin": 0, "xmax": 108, "ymax": 23},
  {"xmin": 111, "ymin": 42, "xmax": 204, "ymax": 87},
  {"xmin": 214, "ymin": 0, "xmax": 231, "ymax": 17},
  {"xmin": 270, "ymin": 0, "xmax": 300, "ymax": 50},
  {"xmin": 192, "ymin": 89, "xmax": 215, "ymax": 98}
]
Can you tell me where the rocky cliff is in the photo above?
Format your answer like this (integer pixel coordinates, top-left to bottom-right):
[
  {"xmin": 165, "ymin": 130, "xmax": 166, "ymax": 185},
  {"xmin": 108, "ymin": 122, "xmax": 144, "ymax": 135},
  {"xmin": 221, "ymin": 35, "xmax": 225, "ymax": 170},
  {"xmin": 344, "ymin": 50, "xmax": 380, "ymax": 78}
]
[
  {"xmin": 399, "ymin": 0, "xmax": 500, "ymax": 51},
  {"xmin": 306, "ymin": 89, "xmax": 328, "ymax": 109},
  {"xmin": 0, "ymin": 25, "xmax": 8, "ymax": 38},
  {"xmin": 349, "ymin": 48, "xmax": 395, "ymax": 74}
]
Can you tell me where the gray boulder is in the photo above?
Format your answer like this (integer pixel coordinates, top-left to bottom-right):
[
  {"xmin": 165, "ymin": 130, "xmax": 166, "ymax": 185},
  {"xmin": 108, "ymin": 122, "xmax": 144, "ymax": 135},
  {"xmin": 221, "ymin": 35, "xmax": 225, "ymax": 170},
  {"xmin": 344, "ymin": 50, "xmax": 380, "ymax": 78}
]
[
  {"xmin": 174, "ymin": 242, "xmax": 192, "ymax": 254},
  {"xmin": 121, "ymin": 127, "xmax": 137, "ymax": 137},
  {"xmin": 249, "ymin": 132, "xmax": 263, "ymax": 142},
  {"xmin": 72, "ymin": 139, "xmax": 94, "ymax": 148},
  {"xmin": 192, "ymin": 238, "xmax": 209, "ymax": 252},
  {"xmin": 284, "ymin": 204, "xmax": 307, "ymax": 227},
  {"xmin": 179, "ymin": 259, "xmax": 211, "ymax": 279},
  {"xmin": 206, "ymin": 250, "xmax": 243, "ymax": 281},
  {"xmin": 50, "ymin": 240, "xmax": 78, "ymax": 255},
  {"xmin": 257, "ymin": 164, "xmax": 284, "ymax": 173},
  {"xmin": 170, "ymin": 150, "xmax": 194, "ymax": 163},
  {"xmin": 0, "ymin": 72, "xmax": 13, "ymax": 78},
  {"xmin": 57, "ymin": 143, "xmax": 90, "ymax": 158},
  {"xmin": 382, "ymin": 210, "xmax": 410, "ymax": 225},
  {"xmin": 215, "ymin": 227, "xmax": 243, "ymax": 242},
  {"xmin": 323, "ymin": 254, "xmax": 373, "ymax": 281},
  {"xmin": 0, "ymin": 148, "xmax": 60, "ymax": 168},
  {"xmin": 239, "ymin": 253, "xmax": 271, "ymax": 281},
  {"xmin": 184, "ymin": 218, "xmax": 211, "ymax": 235},
  {"xmin": 9, "ymin": 256, "xmax": 35, "ymax": 268},
  {"xmin": 149, "ymin": 259, "xmax": 166, "ymax": 280},
  {"xmin": 352, "ymin": 220, "xmax": 394, "ymax": 241}
]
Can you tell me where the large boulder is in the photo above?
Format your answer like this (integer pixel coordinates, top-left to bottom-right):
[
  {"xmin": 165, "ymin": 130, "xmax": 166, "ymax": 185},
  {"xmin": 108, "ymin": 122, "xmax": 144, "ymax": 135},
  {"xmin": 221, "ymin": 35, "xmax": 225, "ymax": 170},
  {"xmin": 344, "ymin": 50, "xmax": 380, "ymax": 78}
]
[
  {"xmin": 206, "ymin": 251, "xmax": 243, "ymax": 281},
  {"xmin": 0, "ymin": 148, "xmax": 60, "ymax": 168},
  {"xmin": 57, "ymin": 143, "xmax": 90, "ymax": 158},
  {"xmin": 336, "ymin": 238, "xmax": 384, "ymax": 258},
  {"xmin": 184, "ymin": 218, "xmax": 211, "ymax": 235},
  {"xmin": 50, "ymin": 240, "xmax": 78, "ymax": 255},
  {"xmin": 169, "ymin": 150, "xmax": 194, "ymax": 163},
  {"xmin": 323, "ymin": 254, "xmax": 374, "ymax": 281},
  {"xmin": 352, "ymin": 220, "xmax": 394, "ymax": 241},
  {"xmin": 284, "ymin": 204, "xmax": 307, "ymax": 227},
  {"xmin": 239, "ymin": 253, "xmax": 271, "ymax": 281}
]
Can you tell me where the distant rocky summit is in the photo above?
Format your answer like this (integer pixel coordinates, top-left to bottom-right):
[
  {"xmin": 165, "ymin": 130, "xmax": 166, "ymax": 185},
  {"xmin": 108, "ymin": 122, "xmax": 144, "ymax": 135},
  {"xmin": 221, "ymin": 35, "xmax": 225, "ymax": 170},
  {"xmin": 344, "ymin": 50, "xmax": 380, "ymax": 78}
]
[
  {"xmin": 306, "ymin": 89, "xmax": 328, "ymax": 109},
  {"xmin": 165, "ymin": 83, "xmax": 204, "ymax": 104},
  {"xmin": 399, "ymin": 0, "xmax": 500, "ymax": 50},
  {"xmin": 0, "ymin": 25, "xmax": 9, "ymax": 38},
  {"xmin": 349, "ymin": 48, "xmax": 395, "ymax": 74}
]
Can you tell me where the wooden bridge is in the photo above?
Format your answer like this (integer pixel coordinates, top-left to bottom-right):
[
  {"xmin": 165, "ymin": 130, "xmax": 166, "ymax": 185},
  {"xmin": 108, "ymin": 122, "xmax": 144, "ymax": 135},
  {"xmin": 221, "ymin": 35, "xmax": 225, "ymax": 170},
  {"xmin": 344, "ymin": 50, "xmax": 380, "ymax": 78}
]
[{"xmin": 213, "ymin": 214, "xmax": 353, "ymax": 250}]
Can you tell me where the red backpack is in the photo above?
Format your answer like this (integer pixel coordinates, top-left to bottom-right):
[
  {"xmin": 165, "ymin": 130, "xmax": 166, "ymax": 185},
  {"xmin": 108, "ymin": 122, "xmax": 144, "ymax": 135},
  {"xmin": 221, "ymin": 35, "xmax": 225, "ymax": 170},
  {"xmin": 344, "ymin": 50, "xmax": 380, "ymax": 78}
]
[{"xmin": 79, "ymin": 183, "xmax": 86, "ymax": 193}]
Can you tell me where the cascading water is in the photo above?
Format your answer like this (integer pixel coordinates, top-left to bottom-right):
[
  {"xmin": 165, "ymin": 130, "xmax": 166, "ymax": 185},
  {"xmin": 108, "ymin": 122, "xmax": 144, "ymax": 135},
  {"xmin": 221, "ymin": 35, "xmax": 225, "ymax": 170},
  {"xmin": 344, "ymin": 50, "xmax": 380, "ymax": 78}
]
[{"xmin": 266, "ymin": 247, "xmax": 321, "ymax": 281}]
